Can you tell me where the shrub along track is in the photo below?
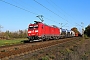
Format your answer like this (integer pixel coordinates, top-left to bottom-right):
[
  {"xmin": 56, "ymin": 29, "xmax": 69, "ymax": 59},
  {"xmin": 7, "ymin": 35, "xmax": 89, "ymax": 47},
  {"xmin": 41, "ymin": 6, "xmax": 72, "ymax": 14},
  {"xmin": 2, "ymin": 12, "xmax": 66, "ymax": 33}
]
[{"xmin": 0, "ymin": 37, "xmax": 80, "ymax": 59}]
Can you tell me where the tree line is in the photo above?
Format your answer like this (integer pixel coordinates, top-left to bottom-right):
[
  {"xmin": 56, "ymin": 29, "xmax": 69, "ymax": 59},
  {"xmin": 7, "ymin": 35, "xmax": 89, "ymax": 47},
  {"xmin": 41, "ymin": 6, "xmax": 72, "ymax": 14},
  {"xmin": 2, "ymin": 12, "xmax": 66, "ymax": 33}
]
[
  {"xmin": 0, "ymin": 24, "xmax": 90, "ymax": 40},
  {"xmin": 71, "ymin": 24, "xmax": 90, "ymax": 37},
  {"xmin": 0, "ymin": 29, "xmax": 27, "ymax": 40},
  {"xmin": 84, "ymin": 24, "xmax": 90, "ymax": 37}
]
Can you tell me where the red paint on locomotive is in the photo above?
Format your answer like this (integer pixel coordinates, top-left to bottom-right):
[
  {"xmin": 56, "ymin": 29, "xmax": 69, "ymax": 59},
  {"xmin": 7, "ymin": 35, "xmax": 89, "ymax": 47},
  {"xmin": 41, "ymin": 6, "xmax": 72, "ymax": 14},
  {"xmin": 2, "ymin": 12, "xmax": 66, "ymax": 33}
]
[{"xmin": 27, "ymin": 21, "xmax": 60, "ymax": 41}]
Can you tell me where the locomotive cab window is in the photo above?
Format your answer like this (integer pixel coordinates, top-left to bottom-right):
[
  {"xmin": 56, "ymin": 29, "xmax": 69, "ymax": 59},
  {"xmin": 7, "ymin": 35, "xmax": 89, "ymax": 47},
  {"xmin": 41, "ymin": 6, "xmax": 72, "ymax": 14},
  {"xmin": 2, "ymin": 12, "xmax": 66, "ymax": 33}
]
[
  {"xmin": 29, "ymin": 26, "xmax": 33, "ymax": 29},
  {"xmin": 34, "ymin": 25, "xmax": 38, "ymax": 29}
]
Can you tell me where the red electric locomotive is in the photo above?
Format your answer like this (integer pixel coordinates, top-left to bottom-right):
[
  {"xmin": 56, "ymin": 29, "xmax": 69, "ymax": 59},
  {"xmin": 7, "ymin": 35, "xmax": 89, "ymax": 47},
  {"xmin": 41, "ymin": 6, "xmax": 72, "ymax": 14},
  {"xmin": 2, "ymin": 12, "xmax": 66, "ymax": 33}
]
[{"xmin": 27, "ymin": 21, "xmax": 60, "ymax": 42}]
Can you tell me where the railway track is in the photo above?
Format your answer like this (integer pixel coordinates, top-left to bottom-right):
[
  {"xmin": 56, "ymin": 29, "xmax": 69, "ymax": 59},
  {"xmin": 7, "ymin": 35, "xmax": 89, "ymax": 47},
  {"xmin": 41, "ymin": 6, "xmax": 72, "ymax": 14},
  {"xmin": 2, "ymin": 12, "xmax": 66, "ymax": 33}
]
[{"xmin": 0, "ymin": 37, "xmax": 80, "ymax": 60}]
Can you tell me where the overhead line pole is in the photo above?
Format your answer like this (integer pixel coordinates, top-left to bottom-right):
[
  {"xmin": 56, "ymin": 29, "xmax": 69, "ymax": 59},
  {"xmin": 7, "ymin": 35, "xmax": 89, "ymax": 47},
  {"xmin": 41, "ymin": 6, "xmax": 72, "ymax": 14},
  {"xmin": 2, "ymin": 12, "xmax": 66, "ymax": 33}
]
[
  {"xmin": 81, "ymin": 22, "xmax": 84, "ymax": 39},
  {"xmin": 76, "ymin": 22, "xmax": 84, "ymax": 38},
  {"xmin": 0, "ymin": 25, "xmax": 3, "ymax": 33},
  {"xmin": 59, "ymin": 23, "xmax": 63, "ymax": 28},
  {"xmin": 59, "ymin": 23, "xmax": 68, "ymax": 29}
]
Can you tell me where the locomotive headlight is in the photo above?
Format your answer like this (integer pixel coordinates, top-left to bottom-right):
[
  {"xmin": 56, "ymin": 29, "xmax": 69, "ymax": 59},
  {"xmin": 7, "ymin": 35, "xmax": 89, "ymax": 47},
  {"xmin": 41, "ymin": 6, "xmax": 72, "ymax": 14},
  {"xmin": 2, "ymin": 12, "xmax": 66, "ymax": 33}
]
[{"xmin": 35, "ymin": 30, "xmax": 38, "ymax": 32}]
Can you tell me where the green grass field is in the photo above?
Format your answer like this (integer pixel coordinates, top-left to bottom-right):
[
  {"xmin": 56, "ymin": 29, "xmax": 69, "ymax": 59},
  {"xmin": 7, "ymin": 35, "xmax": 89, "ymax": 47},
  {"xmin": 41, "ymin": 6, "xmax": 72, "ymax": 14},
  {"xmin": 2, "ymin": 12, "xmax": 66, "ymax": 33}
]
[{"xmin": 0, "ymin": 38, "xmax": 28, "ymax": 46}]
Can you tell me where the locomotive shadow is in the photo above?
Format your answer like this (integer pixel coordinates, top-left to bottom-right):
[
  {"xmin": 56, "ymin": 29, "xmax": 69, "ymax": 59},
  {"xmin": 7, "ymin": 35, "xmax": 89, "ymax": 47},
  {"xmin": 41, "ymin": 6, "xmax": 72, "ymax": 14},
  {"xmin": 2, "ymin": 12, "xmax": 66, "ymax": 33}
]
[{"xmin": 21, "ymin": 40, "xmax": 30, "ymax": 43}]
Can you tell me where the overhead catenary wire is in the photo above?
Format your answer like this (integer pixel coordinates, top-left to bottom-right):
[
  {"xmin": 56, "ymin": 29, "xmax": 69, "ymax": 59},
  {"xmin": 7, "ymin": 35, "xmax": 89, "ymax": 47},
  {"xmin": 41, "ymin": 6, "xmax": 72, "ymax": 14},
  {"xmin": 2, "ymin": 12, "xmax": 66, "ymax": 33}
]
[
  {"xmin": 50, "ymin": 0, "xmax": 73, "ymax": 19},
  {"xmin": 45, "ymin": 0, "xmax": 70, "ymax": 27},
  {"xmin": 12, "ymin": 0, "xmax": 59, "ymax": 24},
  {"xmin": 0, "ymin": 0, "xmax": 83, "ymax": 32},
  {"xmin": 50, "ymin": 0, "xmax": 81, "ymax": 27},
  {"xmin": 12, "ymin": 0, "xmax": 44, "ymax": 15},
  {"xmin": 33, "ymin": 0, "xmax": 76, "ymax": 28},
  {"xmin": 51, "ymin": 0, "xmax": 77, "ymax": 26},
  {"xmin": 33, "ymin": 0, "xmax": 68, "ymax": 22},
  {"xmin": 46, "ymin": 0, "xmax": 66, "ymax": 17},
  {"xmin": 0, "ymin": 0, "xmax": 60, "ymax": 27},
  {"xmin": 0, "ymin": 0, "xmax": 77, "ymax": 29},
  {"xmin": 0, "ymin": 0, "xmax": 73, "ymax": 26},
  {"xmin": 0, "ymin": 0, "xmax": 83, "ymax": 33},
  {"xmin": 0, "ymin": 0, "xmax": 38, "ymax": 15},
  {"xmin": 45, "ymin": 0, "xmax": 67, "ymax": 23}
]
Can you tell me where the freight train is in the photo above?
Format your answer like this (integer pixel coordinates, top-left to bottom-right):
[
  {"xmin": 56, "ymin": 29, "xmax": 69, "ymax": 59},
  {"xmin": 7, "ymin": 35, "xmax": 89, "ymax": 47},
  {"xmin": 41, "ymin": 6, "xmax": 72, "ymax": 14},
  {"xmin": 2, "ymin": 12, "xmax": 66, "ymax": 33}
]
[{"xmin": 27, "ymin": 21, "xmax": 75, "ymax": 42}]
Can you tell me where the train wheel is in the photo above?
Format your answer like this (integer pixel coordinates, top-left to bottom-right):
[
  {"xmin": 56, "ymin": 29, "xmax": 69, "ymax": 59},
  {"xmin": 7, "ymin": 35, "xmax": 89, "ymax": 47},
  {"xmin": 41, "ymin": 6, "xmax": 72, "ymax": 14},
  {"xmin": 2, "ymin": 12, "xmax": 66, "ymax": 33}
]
[
  {"xmin": 57, "ymin": 37, "xmax": 59, "ymax": 40},
  {"xmin": 42, "ymin": 36, "xmax": 45, "ymax": 41},
  {"xmin": 46, "ymin": 37, "xmax": 49, "ymax": 41}
]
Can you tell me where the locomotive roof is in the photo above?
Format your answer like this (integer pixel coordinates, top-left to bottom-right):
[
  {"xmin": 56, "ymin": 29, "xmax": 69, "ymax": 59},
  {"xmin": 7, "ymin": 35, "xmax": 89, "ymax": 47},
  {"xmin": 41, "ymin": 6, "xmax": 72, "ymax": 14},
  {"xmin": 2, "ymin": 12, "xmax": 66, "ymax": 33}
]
[
  {"xmin": 52, "ymin": 25, "xmax": 58, "ymax": 28},
  {"xmin": 44, "ymin": 23, "xmax": 48, "ymax": 26},
  {"xmin": 32, "ymin": 21, "xmax": 59, "ymax": 28}
]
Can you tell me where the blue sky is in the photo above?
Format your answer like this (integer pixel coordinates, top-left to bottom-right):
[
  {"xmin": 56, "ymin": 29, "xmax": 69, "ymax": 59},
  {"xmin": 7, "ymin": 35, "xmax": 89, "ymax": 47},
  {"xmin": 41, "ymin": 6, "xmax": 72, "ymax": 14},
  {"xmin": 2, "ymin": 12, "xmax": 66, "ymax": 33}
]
[{"xmin": 0, "ymin": 0, "xmax": 90, "ymax": 33}]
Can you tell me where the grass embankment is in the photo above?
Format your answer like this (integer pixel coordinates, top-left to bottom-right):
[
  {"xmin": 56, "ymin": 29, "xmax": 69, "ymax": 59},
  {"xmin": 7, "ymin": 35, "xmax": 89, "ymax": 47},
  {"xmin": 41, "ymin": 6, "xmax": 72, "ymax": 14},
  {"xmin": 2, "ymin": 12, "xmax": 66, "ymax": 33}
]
[
  {"xmin": 18, "ymin": 37, "xmax": 90, "ymax": 60},
  {"xmin": 0, "ymin": 38, "xmax": 28, "ymax": 46}
]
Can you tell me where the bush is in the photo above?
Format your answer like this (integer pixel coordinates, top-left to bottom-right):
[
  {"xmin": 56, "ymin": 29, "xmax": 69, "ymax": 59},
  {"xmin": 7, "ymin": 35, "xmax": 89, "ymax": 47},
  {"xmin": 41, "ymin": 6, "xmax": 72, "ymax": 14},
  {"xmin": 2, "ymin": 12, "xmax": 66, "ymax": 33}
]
[
  {"xmin": 39, "ymin": 56, "xmax": 49, "ymax": 60},
  {"xmin": 84, "ymin": 34, "xmax": 89, "ymax": 39}
]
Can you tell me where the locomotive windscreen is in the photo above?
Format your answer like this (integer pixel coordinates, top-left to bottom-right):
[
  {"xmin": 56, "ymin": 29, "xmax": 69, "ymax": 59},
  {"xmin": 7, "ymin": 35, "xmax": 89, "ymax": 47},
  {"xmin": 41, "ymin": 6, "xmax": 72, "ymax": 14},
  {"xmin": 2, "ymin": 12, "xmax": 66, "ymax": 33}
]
[
  {"xmin": 29, "ymin": 25, "xmax": 38, "ymax": 30},
  {"xmin": 34, "ymin": 25, "xmax": 38, "ymax": 28},
  {"xmin": 29, "ymin": 26, "xmax": 33, "ymax": 29}
]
